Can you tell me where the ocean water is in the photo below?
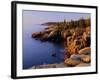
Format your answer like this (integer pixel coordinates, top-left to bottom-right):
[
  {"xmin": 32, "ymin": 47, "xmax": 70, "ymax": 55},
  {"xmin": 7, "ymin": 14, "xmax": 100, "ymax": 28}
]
[{"xmin": 23, "ymin": 24, "xmax": 64, "ymax": 69}]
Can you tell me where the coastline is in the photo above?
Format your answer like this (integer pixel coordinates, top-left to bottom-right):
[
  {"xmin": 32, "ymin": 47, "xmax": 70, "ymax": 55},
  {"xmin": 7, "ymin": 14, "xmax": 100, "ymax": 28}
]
[
  {"xmin": 30, "ymin": 18, "xmax": 91, "ymax": 69},
  {"xmin": 30, "ymin": 62, "xmax": 67, "ymax": 69},
  {"xmin": 29, "ymin": 62, "xmax": 90, "ymax": 69}
]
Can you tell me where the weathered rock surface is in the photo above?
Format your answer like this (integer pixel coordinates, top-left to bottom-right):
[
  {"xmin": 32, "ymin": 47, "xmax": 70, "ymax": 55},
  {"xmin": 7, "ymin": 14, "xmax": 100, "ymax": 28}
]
[
  {"xmin": 70, "ymin": 54, "xmax": 81, "ymax": 60},
  {"xmin": 70, "ymin": 54, "xmax": 91, "ymax": 63},
  {"xmin": 64, "ymin": 58, "xmax": 81, "ymax": 67},
  {"xmin": 81, "ymin": 55, "xmax": 91, "ymax": 63},
  {"xmin": 78, "ymin": 47, "xmax": 90, "ymax": 55}
]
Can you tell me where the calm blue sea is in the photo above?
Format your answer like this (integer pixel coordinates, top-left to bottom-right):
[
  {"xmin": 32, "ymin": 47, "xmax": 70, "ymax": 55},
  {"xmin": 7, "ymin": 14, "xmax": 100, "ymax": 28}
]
[{"xmin": 23, "ymin": 24, "xmax": 64, "ymax": 69}]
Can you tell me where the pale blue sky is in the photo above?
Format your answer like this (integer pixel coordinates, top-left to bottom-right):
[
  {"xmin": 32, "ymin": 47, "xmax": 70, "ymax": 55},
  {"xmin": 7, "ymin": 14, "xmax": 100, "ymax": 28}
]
[{"xmin": 23, "ymin": 10, "xmax": 90, "ymax": 27}]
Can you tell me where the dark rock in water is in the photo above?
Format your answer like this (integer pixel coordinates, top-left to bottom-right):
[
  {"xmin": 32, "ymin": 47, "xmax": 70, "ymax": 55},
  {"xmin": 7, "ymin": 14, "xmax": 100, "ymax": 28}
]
[
  {"xmin": 32, "ymin": 32, "xmax": 42, "ymax": 38},
  {"xmin": 51, "ymin": 53, "xmax": 56, "ymax": 57}
]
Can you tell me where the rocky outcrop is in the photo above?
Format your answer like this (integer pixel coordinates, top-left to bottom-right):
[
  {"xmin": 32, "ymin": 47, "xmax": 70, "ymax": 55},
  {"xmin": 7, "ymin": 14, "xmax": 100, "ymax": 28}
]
[
  {"xmin": 63, "ymin": 28, "xmax": 91, "ymax": 67},
  {"xmin": 64, "ymin": 47, "xmax": 91, "ymax": 67},
  {"xmin": 32, "ymin": 21, "xmax": 91, "ymax": 67},
  {"xmin": 32, "ymin": 32, "xmax": 42, "ymax": 38},
  {"xmin": 32, "ymin": 29, "xmax": 63, "ymax": 43},
  {"xmin": 64, "ymin": 54, "xmax": 91, "ymax": 66}
]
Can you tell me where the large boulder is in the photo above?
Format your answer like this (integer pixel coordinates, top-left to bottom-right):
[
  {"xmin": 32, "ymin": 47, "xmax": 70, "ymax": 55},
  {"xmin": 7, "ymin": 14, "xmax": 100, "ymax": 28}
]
[
  {"xmin": 70, "ymin": 54, "xmax": 81, "ymax": 61},
  {"xmin": 78, "ymin": 47, "xmax": 91, "ymax": 55},
  {"xmin": 81, "ymin": 55, "xmax": 91, "ymax": 63},
  {"xmin": 64, "ymin": 58, "xmax": 81, "ymax": 67},
  {"xmin": 70, "ymin": 54, "xmax": 91, "ymax": 63}
]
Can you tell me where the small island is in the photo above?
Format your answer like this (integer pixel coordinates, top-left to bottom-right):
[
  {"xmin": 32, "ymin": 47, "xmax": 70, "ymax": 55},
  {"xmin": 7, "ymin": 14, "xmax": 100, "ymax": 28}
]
[{"xmin": 31, "ymin": 18, "xmax": 91, "ymax": 68}]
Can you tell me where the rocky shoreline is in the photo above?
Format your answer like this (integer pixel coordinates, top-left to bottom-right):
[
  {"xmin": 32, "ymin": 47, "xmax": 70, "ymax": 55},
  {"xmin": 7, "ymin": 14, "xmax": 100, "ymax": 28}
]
[
  {"xmin": 30, "ymin": 62, "xmax": 67, "ymax": 69},
  {"xmin": 30, "ymin": 61, "xmax": 90, "ymax": 69},
  {"xmin": 64, "ymin": 47, "xmax": 91, "ymax": 67},
  {"xmin": 31, "ymin": 18, "xmax": 91, "ymax": 68}
]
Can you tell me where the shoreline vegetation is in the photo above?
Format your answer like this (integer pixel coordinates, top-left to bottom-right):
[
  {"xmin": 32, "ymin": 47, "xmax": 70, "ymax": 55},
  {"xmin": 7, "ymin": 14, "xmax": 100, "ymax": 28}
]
[{"xmin": 31, "ymin": 18, "xmax": 91, "ymax": 68}]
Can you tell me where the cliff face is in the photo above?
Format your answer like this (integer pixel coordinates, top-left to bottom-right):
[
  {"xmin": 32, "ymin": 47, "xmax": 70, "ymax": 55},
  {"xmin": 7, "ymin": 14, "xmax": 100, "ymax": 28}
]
[
  {"xmin": 65, "ymin": 27, "xmax": 90, "ymax": 57},
  {"xmin": 63, "ymin": 27, "xmax": 91, "ymax": 67}
]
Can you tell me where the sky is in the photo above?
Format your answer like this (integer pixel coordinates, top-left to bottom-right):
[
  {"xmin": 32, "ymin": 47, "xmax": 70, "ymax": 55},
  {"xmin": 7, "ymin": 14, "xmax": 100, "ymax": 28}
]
[{"xmin": 23, "ymin": 10, "xmax": 90, "ymax": 27}]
